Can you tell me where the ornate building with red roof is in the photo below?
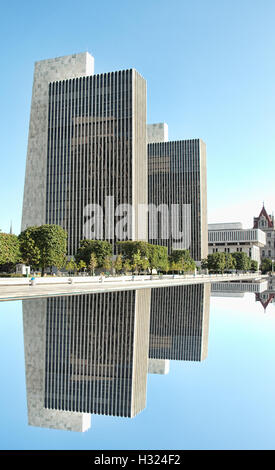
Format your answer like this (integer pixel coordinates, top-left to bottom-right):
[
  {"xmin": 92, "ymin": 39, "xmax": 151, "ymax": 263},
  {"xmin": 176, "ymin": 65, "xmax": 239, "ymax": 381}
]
[{"xmin": 253, "ymin": 205, "xmax": 275, "ymax": 260}]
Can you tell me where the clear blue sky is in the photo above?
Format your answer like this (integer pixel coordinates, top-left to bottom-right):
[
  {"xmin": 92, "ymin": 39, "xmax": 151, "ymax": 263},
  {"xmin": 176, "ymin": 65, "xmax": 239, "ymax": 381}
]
[
  {"xmin": 1, "ymin": 0, "xmax": 275, "ymax": 233},
  {"xmin": 1, "ymin": 293, "xmax": 275, "ymax": 449}
]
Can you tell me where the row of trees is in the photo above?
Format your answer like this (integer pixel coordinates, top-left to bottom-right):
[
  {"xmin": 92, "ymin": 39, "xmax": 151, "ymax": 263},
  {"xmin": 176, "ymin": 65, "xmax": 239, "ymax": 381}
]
[
  {"xmin": 0, "ymin": 225, "xmax": 197, "ymax": 275},
  {"xmin": 117, "ymin": 241, "xmax": 168, "ymax": 273},
  {"xmin": 201, "ymin": 252, "xmax": 258, "ymax": 273},
  {"xmin": 4, "ymin": 224, "xmax": 268, "ymax": 276},
  {"xmin": 168, "ymin": 249, "xmax": 196, "ymax": 273},
  {"xmin": 74, "ymin": 240, "xmax": 196, "ymax": 275}
]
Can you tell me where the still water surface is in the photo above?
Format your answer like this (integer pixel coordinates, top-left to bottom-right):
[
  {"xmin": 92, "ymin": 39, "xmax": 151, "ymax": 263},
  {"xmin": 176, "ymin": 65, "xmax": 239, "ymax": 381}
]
[{"xmin": 1, "ymin": 282, "xmax": 275, "ymax": 450}]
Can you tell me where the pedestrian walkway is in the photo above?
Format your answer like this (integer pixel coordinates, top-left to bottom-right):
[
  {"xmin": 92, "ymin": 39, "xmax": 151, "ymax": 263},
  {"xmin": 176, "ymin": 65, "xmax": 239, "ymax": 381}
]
[{"xmin": 0, "ymin": 273, "xmax": 264, "ymax": 301}]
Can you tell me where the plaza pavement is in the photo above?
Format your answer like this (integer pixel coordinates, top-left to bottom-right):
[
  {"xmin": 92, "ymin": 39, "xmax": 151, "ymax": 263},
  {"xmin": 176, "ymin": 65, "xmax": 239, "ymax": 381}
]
[{"xmin": 0, "ymin": 273, "xmax": 265, "ymax": 301}]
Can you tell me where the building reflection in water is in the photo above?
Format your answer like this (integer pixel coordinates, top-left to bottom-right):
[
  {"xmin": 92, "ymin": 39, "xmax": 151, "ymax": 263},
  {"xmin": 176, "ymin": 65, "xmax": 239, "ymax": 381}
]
[
  {"xmin": 22, "ymin": 283, "xmax": 210, "ymax": 432},
  {"xmin": 255, "ymin": 276, "xmax": 275, "ymax": 312},
  {"xmin": 211, "ymin": 277, "xmax": 275, "ymax": 313},
  {"xmin": 23, "ymin": 289, "xmax": 151, "ymax": 432},
  {"xmin": 149, "ymin": 284, "xmax": 211, "ymax": 363}
]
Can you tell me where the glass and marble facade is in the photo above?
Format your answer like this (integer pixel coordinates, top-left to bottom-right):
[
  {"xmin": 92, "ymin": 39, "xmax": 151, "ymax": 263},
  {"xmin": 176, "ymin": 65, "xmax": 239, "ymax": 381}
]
[
  {"xmin": 148, "ymin": 139, "xmax": 208, "ymax": 261},
  {"xmin": 149, "ymin": 283, "xmax": 210, "ymax": 362},
  {"xmin": 23, "ymin": 289, "xmax": 151, "ymax": 427},
  {"xmin": 22, "ymin": 54, "xmax": 147, "ymax": 256}
]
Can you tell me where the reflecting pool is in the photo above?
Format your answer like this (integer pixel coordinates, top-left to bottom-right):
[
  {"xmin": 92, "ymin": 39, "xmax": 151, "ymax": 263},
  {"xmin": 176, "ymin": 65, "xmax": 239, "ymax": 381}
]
[{"xmin": 1, "ymin": 280, "xmax": 275, "ymax": 450}]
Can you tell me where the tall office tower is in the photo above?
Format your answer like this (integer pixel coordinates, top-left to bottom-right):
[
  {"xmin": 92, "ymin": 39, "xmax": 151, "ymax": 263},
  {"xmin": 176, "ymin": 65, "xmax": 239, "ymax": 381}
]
[
  {"xmin": 149, "ymin": 283, "xmax": 210, "ymax": 362},
  {"xmin": 22, "ymin": 53, "xmax": 147, "ymax": 255},
  {"xmin": 23, "ymin": 289, "xmax": 151, "ymax": 429},
  {"xmin": 147, "ymin": 135, "xmax": 207, "ymax": 262}
]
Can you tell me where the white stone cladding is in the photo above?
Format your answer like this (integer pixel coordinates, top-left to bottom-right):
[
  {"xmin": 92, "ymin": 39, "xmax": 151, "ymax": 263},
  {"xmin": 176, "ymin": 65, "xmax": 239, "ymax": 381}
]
[
  {"xmin": 211, "ymin": 280, "xmax": 268, "ymax": 294},
  {"xmin": 148, "ymin": 359, "xmax": 170, "ymax": 375},
  {"xmin": 208, "ymin": 244, "xmax": 261, "ymax": 264},
  {"xmin": 208, "ymin": 226, "xmax": 266, "ymax": 264},
  {"xmin": 208, "ymin": 223, "xmax": 243, "ymax": 230},
  {"xmin": 208, "ymin": 228, "xmax": 266, "ymax": 245},
  {"xmin": 147, "ymin": 122, "xmax": 168, "ymax": 143},
  {"xmin": 21, "ymin": 53, "xmax": 94, "ymax": 231}
]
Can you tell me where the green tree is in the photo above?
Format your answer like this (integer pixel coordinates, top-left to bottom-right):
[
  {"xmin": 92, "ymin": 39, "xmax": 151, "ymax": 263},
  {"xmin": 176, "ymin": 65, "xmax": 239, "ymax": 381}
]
[
  {"xmin": 169, "ymin": 250, "xmax": 196, "ymax": 273},
  {"xmin": 250, "ymin": 260, "xmax": 258, "ymax": 272},
  {"xmin": 232, "ymin": 252, "xmax": 251, "ymax": 271},
  {"xmin": 163, "ymin": 260, "xmax": 170, "ymax": 274},
  {"xmin": 132, "ymin": 250, "xmax": 142, "ymax": 273},
  {"xmin": 170, "ymin": 260, "xmax": 182, "ymax": 273},
  {"xmin": 19, "ymin": 225, "xmax": 67, "ymax": 275},
  {"xmin": 65, "ymin": 260, "xmax": 77, "ymax": 275},
  {"xmin": 123, "ymin": 259, "xmax": 132, "ymax": 274},
  {"xmin": 140, "ymin": 257, "xmax": 150, "ymax": 273},
  {"xmin": 260, "ymin": 257, "xmax": 272, "ymax": 274},
  {"xmin": 224, "ymin": 253, "xmax": 236, "ymax": 271},
  {"xmin": 77, "ymin": 260, "xmax": 86, "ymax": 273},
  {"xmin": 206, "ymin": 253, "xmax": 226, "ymax": 273},
  {"xmin": 114, "ymin": 254, "xmax": 123, "ymax": 274},
  {"xmin": 148, "ymin": 245, "xmax": 168, "ymax": 272},
  {"xmin": 102, "ymin": 256, "xmax": 112, "ymax": 273},
  {"xmin": 117, "ymin": 241, "xmax": 168, "ymax": 273},
  {"xmin": 117, "ymin": 241, "xmax": 149, "ymax": 260},
  {"xmin": 202, "ymin": 253, "xmax": 236, "ymax": 273},
  {"xmin": 19, "ymin": 229, "xmax": 41, "ymax": 268},
  {"xmin": 88, "ymin": 253, "xmax": 98, "ymax": 275},
  {"xmin": 0, "ymin": 233, "xmax": 21, "ymax": 272},
  {"xmin": 75, "ymin": 240, "xmax": 112, "ymax": 267}
]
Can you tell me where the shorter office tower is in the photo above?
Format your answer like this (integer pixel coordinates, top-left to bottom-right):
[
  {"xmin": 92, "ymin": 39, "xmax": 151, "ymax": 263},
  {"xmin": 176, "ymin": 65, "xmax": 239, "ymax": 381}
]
[
  {"xmin": 149, "ymin": 283, "xmax": 210, "ymax": 362},
  {"xmin": 148, "ymin": 359, "xmax": 170, "ymax": 375},
  {"xmin": 208, "ymin": 222, "xmax": 266, "ymax": 265},
  {"xmin": 253, "ymin": 205, "xmax": 275, "ymax": 260},
  {"xmin": 22, "ymin": 289, "xmax": 151, "ymax": 431},
  {"xmin": 147, "ymin": 123, "xmax": 207, "ymax": 262}
]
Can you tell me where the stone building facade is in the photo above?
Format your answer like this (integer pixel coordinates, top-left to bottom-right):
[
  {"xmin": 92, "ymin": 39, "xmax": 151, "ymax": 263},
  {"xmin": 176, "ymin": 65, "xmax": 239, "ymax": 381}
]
[
  {"xmin": 253, "ymin": 205, "xmax": 275, "ymax": 260},
  {"xmin": 208, "ymin": 223, "xmax": 266, "ymax": 265}
]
